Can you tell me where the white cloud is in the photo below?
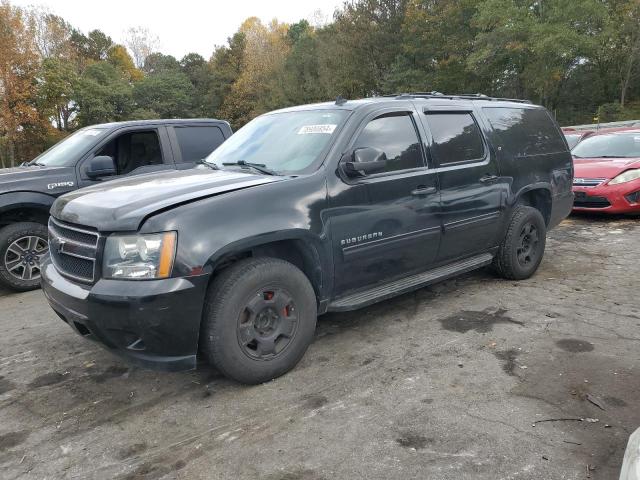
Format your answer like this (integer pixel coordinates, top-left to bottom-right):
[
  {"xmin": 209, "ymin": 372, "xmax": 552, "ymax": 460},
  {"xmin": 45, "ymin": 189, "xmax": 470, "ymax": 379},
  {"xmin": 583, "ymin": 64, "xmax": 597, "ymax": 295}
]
[{"xmin": 12, "ymin": 0, "xmax": 342, "ymax": 60}]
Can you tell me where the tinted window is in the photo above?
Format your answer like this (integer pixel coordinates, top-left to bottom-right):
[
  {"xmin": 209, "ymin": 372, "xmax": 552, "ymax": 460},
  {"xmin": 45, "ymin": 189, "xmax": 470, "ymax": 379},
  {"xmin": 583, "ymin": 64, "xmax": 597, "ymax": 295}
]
[
  {"xmin": 97, "ymin": 130, "xmax": 162, "ymax": 175},
  {"xmin": 353, "ymin": 113, "xmax": 423, "ymax": 173},
  {"xmin": 425, "ymin": 113, "xmax": 485, "ymax": 165},
  {"xmin": 174, "ymin": 126, "xmax": 225, "ymax": 163},
  {"xmin": 483, "ymin": 107, "xmax": 566, "ymax": 157}
]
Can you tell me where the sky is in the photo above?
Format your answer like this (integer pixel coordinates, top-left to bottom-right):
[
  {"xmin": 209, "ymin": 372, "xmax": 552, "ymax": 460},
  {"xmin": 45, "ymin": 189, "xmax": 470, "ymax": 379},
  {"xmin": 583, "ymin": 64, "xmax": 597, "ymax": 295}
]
[{"xmin": 11, "ymin": 0, "xmax": 344, "ymax": 59}]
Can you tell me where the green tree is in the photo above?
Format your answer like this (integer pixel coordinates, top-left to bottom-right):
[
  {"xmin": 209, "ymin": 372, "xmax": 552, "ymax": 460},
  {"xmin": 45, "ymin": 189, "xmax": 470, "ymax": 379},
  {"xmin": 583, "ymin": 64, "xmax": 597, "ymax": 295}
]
[
  {"xmin": 74, "ymin": 61, "xmax": 134, "ymax": 126},
  {"xmin": 133, "ymin": 70, "xmax": 195, "ymax": 118},
  {"xmin": 36, "ymin": 57, "xmax": 78, "ymax": 130}
]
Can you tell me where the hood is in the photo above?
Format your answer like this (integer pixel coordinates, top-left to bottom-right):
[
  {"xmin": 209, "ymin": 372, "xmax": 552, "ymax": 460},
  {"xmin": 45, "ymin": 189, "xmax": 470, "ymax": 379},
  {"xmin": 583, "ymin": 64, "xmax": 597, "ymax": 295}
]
[
  {"xmin": 51, "ymin": 167, "xmax": 283, "ymax": 231},
  {"xmin": 0, "ymin": 165, "xmax": 77, "ymax": 195},
  {"xmin": 573, "ymin": 157, "xmax": 640, "ymax": 180}
]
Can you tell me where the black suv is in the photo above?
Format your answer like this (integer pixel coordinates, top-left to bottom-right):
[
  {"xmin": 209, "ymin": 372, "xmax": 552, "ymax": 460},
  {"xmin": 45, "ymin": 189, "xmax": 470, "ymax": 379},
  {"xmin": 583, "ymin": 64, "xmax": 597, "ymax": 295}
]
[
  {"xmin": 41, "ymin": 94, "xmax": 573, "ymax": 384},
  {"xmin": 0, "ymin": 119, "xmax": 231, "ymax": 291}
]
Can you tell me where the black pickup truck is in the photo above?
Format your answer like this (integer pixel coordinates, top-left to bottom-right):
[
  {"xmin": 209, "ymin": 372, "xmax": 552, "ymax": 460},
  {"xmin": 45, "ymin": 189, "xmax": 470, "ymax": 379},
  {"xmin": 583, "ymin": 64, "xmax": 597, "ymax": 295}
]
[
  {"xmin": 41, "ymin": 94, "xmax": 573, "ymax": 384},
  {"xmin": 0, "ymin": 119, "xmax": 232, "ymax": 290}
]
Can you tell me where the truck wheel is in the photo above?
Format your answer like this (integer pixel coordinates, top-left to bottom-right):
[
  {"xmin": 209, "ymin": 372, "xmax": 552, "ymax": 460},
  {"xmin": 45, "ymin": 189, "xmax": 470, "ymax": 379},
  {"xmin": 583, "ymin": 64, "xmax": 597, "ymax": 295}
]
[
  {"xmin": 201, "ymin": 257, "xmax": 317, "ymax": 384},
  {"xmin": 0, "ymin": 222, "xmax": 49, "ymax": 291},
  {"xmin": 493, "ymin": 206, "xmax": 546, "ymax": 280}
]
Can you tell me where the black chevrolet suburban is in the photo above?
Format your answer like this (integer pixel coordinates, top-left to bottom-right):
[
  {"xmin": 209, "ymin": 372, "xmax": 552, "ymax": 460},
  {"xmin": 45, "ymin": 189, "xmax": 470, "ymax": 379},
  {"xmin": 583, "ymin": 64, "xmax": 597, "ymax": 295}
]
[
  {"xmin": 41, "ymin": 94, "xmax": 573, "ymax": 384},
  {"xmin": 0, "ymin": 119, "xmax": 231, "ymax": 291}
]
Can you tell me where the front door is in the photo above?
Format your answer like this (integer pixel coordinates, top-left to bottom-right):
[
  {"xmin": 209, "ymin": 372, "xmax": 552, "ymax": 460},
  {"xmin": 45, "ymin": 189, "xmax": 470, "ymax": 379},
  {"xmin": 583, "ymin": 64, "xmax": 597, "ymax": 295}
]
[
  {"xmin": 77, "ymin": 126, "xmax": 173, "ymax": 187},
  {"xmin": 420, "ymin": 108, "xmax": 505, "ymax": 262},
  {"xmin": 329, "ymin": 109, "xmax": 441, "ymax": 296}
]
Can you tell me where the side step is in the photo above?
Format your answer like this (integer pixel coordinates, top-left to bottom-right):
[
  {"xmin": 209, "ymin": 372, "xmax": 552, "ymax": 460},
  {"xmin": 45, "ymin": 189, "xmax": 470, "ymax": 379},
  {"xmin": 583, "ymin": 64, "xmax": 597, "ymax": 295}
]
[{"xmin": 328, "ymin": 253, "xmax": 494, "ymax": 312}]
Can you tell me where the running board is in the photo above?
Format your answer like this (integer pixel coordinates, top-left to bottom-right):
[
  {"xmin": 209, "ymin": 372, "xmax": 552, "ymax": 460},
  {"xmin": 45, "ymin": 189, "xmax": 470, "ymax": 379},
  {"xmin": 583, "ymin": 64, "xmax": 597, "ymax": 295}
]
[{"xmin": 328, "ymin": 253, "xmax": 494, "ymax": 312}]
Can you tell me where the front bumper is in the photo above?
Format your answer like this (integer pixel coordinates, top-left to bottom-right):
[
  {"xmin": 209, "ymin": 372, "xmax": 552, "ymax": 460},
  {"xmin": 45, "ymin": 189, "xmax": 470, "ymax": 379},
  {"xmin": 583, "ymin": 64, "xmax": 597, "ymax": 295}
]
[
  {"xmin": 41, "ymin": 259, "xmax": 209, "ymax": 371},
  {"xmin": 573, "ymin": 178, "xmax": 640, "ymax": 213}
]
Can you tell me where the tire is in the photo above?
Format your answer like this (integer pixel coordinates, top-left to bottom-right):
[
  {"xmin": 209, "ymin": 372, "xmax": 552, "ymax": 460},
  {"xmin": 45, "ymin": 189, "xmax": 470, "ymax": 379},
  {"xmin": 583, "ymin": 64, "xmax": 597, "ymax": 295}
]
[
  {"xmin": 493, "ymin": 206, "xmax": 546, "ymax": 280},
  {"xmin": 201, "ymin": 257, "xmax": 317, "ymax": 384},
  {"xmin": 0, "ymin": 222, "xmax": 49, "ymax": 291}
]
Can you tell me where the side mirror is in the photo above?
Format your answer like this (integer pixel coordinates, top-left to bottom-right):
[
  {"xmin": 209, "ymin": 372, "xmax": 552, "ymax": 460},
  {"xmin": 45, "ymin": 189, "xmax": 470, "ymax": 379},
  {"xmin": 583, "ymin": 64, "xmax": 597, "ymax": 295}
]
[
  {"xmin": 342, "ymin": 147, "xmax": 388, "ymax": 177},
  {"xmin": 86, "ymin": 155, "xmax": 116, "ymax": 179}
]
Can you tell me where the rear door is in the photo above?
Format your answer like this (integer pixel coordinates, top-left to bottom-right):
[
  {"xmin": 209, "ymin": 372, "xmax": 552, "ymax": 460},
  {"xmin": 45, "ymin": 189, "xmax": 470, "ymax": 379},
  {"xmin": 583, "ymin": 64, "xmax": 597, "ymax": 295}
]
[
  {"xmin": 420, "ymin": 106, "xmax": 506, "ymax": 262},
  {"xmin": 168, "ymin": 124, "xmax": 228, "ymax": 168}
]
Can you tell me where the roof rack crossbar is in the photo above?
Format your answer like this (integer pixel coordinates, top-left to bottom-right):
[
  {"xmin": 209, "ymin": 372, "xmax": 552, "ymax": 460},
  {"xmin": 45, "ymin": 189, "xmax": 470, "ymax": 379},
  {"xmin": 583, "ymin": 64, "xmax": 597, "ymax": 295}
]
[{"xmin": 383, "ymin": 92, "xmax": 531, "ymax": 104}]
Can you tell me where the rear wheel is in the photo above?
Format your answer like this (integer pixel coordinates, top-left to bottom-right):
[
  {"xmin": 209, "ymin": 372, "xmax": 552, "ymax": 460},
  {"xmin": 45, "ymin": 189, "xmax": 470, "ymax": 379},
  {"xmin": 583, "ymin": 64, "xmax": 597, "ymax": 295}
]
[
  {"xmin": 0, "ymin": 222, "xmax": 49, "ymax": 291},
  {"xmin": 493, "ymin": 206, "xmax": 546, "ymax": 280},
  {"xmin": 201, "ymin": 257, "xmax": 317, "ymax": 384}
]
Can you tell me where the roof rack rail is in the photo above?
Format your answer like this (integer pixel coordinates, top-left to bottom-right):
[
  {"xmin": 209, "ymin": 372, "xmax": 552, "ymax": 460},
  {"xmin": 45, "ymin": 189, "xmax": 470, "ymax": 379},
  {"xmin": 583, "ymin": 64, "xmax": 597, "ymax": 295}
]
[{"xmin": 382, "ymin": 92, "xmax": 531, "ymax": 104}]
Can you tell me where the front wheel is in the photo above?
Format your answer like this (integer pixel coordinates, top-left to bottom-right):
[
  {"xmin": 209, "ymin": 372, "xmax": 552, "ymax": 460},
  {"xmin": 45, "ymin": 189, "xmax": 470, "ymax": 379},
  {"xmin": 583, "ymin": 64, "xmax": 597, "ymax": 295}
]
[
  {"xmin": 0, "ymin": 222, "xmax": 49, "ymax": 291},
  {"xmin": 201, "ymin": 257, "xmax": 317, "ymax": 384},
  {"xmin": 493, "ymin": 206, "xmax": 546, "ymax": 280}
]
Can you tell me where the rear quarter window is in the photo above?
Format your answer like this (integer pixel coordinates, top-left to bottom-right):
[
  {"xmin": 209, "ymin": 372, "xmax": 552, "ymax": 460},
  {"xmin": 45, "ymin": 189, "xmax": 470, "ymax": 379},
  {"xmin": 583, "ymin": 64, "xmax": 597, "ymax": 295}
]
[
  {"xmin": 482, "ymin": 107, "xmax": 566, "ymax": 157},
  {"xmin": 174, "ymin": 126, "xmax": 226, "ymax": 163}
]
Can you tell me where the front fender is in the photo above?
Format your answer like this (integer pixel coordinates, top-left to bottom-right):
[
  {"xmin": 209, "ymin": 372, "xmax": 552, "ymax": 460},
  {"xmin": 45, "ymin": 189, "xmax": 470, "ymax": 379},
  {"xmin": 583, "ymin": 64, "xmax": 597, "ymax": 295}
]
[{"xmin": 0, "ymin": 191, "xmax": 56, "ymax": 216}]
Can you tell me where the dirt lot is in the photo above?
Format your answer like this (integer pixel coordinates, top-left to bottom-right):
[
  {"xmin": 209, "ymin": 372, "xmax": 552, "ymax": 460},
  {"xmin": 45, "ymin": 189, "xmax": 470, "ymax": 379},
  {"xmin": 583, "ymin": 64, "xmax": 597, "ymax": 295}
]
[{"xmin": 0, "ymin": 214, "xmax": 638, "ymax": 480}]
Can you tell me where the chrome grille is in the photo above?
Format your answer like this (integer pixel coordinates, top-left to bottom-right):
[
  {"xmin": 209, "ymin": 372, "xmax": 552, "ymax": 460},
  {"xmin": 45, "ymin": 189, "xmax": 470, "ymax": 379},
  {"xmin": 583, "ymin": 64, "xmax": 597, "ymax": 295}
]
[
  {"xmin": 573, "ymin": 178, "xmax": 606, "ymax": 187},
  {"xmin": 48, "ymin": 217, "xmax": 99, "ymax": 283}
]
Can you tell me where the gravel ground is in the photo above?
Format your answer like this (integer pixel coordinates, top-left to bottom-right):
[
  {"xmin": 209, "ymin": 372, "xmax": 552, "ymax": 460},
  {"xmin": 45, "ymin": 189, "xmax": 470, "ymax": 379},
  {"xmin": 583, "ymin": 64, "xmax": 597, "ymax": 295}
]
[{"xmin": 0, "ymin": 213, "xmax": 638, "ymax": 480}]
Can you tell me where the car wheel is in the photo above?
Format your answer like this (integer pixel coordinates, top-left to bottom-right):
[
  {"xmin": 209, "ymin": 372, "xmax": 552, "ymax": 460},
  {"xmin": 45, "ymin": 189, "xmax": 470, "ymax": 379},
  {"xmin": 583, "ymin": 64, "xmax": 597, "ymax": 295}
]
[
  {"xmin": 201, "ymin": 257, "xmax": 317, "ymax": 384},
  {"xmin": 493, "ymin": 206, "xmax": 546, "ymax": 280},
  {"xmin": 0, "ymin": 222, "xmax": 49, "ymax": 291}
]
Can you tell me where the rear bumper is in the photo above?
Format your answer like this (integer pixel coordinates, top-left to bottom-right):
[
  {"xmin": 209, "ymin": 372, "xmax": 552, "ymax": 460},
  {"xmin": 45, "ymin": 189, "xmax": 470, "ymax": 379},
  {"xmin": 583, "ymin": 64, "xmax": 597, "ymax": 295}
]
[
  {"xmin": 41, "ymin": 259, "xmax": 209, "ymax": 371},
  {"xmin": 573, "ymin": 179, "xmax": 640, "ymax": 214}
]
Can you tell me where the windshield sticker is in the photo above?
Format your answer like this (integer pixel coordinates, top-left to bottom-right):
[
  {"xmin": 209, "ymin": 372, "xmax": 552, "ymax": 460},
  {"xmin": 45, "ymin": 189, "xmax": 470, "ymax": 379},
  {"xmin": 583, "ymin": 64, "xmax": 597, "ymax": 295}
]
[{"xmin": 297, "ymin": 124, "xmax": 337, "ymax": 135}]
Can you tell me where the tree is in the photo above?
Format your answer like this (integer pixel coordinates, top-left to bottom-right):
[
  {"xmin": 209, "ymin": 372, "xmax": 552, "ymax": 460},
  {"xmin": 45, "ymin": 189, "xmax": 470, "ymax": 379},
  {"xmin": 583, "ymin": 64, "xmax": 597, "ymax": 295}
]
[
  {"xmin": 133, "ymin": 70, "xmax": 195, "ymax": 118},
  {"xmin": 0, "ymin": 1, "xmax": 49, "ymax": 166},
  {"xmin": 143, "ymin": 52, "xmax": 180, "ymax": 74},
  {"xmin": 74, "ymin": 62, "xmax": 134, "ymax": 126},
  {"xmin": 124, "ymin": 26, "xmax": 159, "ymax": 68},
  {"xmin": 107, "ymin": 44, "xmax": 143, "ymax": 81},
  {"xmin": 36, "ymin": 57, "xmax": 78, "ymax": 130},
  {"xmin": 205, "ymin": 31, "xmax": 246, "ymax": 118},
  {"xmin": 218, "ymin": 18, "xmax": 290, "ymax": 127}
]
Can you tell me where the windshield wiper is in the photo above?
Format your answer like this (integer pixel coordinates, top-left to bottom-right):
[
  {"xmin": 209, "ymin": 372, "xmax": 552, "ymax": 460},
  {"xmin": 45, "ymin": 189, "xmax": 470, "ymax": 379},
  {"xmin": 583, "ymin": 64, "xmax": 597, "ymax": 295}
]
[
  {"xmin": 197, "ymin": 159, "xmax": 219, "ymax": 170},
  {"xmin": 597, "ymin": 155, "xmax": 628, "ymax": 158},
  {"xmin": 222, "ymin": 160, "xmax": 277, "ymax": 176}
]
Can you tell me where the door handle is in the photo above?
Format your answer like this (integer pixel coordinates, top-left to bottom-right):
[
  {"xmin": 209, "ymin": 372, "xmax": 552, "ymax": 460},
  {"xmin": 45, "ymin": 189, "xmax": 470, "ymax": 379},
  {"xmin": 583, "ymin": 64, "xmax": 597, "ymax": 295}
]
[
  {"xmin": 411, "ymin": 186, "xmax": 437, "ymax": 196},
  {"xmin": 479, "ymin": 174, "xmax": 499, "ymax": 184}
]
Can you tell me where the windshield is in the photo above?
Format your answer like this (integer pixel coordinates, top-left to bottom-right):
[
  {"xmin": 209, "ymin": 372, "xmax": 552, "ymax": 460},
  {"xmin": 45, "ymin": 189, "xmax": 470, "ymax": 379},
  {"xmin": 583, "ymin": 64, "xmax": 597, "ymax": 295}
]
[
  {"xmin": 572, "ymin": 133, "xmax": 640, "ymax": 159},
  {"xmin": 564, "ymin": 133, "xmax": 581, "ymax": 150},
  {"xmin": 204, "ymin": 110, "xmax": 349, "ymax": 173},
  {"xmin": 31, "ymin": 128, "xmax": 108, "ymax": 167}
]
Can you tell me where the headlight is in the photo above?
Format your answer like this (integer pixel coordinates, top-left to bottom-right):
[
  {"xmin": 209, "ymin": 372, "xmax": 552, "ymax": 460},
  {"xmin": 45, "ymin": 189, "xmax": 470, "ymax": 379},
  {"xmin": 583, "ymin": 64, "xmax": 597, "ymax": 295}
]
[
  {"xmin": 103, "ymin": 232, "xmax": 176, "ymax": 280},
  {"xmin": 609, "ymin": 169, "xmax": 640, "ymax": 185}
]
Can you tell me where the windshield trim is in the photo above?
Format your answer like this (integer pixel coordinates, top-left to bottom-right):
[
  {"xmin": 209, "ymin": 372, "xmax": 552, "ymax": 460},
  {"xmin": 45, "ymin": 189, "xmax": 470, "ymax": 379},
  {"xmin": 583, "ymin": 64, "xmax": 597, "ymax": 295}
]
[{"xmin": 204, "ymin": 109, "xmax": 353, "ymax": 176}]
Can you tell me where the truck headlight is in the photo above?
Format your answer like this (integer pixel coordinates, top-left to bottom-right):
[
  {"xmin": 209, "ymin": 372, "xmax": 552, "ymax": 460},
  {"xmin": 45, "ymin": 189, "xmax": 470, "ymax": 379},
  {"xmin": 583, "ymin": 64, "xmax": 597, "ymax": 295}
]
[
  {"xmin": 103, "ymin": 232, "xmax": 176, "ymax": 279},
  {"xmin": 609, "ymin": 169, "xmax": 640, "ymax": 185}
]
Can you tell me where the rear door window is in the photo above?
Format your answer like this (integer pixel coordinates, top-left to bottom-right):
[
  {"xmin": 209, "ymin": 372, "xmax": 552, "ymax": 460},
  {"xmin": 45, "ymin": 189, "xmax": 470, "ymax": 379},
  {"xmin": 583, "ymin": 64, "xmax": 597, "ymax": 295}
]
[
  {"xmin": 174, "ymin": 126, "xmax": 226, "ymax": 163},
  {"xmin": 483, "ymin": 107, "xmax": 567, "ymax": 157},
  {"xmin": 424, "ymin": 112, "xmax": 485, "ymax": 165}
]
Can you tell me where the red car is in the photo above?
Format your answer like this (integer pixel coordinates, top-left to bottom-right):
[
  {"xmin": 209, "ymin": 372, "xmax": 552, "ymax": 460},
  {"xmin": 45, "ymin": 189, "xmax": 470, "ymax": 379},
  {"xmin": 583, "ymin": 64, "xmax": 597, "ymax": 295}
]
[{"xmin": 571, "ymin": 128, "xmax": 640, "ymax": 213}]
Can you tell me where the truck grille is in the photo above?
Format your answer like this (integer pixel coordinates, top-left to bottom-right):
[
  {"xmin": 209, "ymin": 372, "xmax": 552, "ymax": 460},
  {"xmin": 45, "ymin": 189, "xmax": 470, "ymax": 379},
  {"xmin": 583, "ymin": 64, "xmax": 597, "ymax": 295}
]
[{"xmin": 48, "ymin": 217, "xmax": 100, "ymax": 283}]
